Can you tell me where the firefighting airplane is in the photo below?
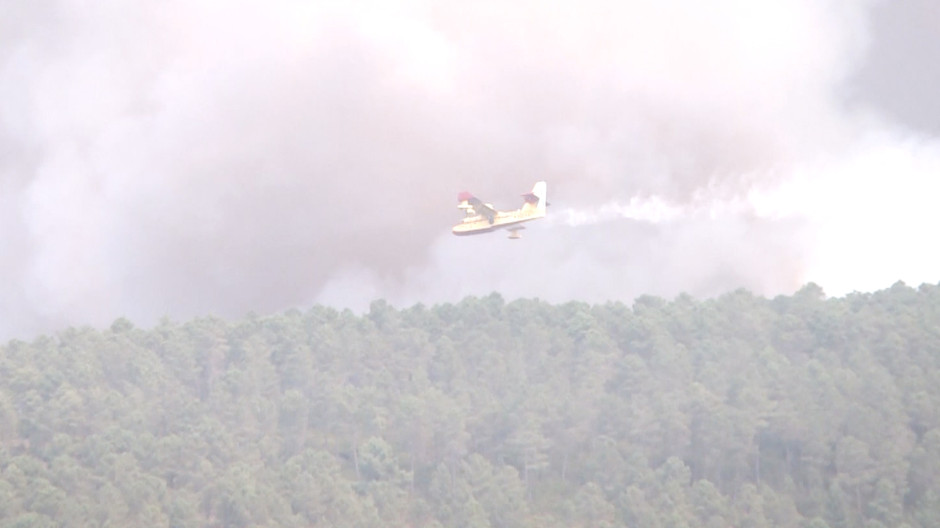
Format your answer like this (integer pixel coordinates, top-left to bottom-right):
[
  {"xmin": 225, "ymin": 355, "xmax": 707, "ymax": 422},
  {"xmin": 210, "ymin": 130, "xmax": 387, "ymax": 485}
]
[{"xmin": 452, "ymin": 181, "xmax": 547, "ymax": 239}]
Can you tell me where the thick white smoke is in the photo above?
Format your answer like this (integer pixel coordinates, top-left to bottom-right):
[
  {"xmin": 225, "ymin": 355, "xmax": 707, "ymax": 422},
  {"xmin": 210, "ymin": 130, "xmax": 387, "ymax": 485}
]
[{"xmin": 2, "ymin": 0, "xmax": 939, "ymax": 339}]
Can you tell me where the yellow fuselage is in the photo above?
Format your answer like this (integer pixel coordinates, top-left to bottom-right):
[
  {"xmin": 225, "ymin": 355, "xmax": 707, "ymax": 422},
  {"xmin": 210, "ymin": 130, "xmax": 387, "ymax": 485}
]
[{"xmin": 452, "ymin": 208, "xmax": 544, "ymax": 236}]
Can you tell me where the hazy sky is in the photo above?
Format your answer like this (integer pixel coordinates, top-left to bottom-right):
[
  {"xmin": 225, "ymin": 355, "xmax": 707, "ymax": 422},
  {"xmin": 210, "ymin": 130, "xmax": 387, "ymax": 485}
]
[{"xmin": 2, "ymin": 0, "xmax": 938, "ymax": 339}]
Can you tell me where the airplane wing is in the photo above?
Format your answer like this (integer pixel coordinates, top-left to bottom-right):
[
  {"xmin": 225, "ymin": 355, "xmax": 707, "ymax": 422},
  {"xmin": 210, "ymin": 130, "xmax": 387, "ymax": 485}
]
[{"xmin": 458, "ymin": 191, "xmax": 497, "ymax": 224}]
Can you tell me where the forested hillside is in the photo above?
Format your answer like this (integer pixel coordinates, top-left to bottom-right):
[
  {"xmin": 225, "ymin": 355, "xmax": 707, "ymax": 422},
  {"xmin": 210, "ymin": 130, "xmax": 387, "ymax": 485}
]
[{"xmin": 1, "ymin": 282, "xmax": 939, "ymax": 527}]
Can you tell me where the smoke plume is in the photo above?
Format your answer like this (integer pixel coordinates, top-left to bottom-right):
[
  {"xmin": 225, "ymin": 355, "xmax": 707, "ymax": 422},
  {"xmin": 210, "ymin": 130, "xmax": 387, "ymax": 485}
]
[{"xmin": 2, "ymin": 0, "xmax": 939, "ymax": 339}]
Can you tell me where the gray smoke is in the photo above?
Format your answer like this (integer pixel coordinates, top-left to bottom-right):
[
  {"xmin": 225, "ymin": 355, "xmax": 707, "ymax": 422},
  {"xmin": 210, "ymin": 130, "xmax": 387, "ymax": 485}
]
[{"xmin": 2, "ymin": 0, "xmax": 938, "ymax": 340}]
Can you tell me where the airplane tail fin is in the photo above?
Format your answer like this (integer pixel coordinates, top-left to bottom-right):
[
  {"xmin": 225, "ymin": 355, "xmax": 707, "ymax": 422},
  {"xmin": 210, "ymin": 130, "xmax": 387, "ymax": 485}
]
[{"xmin": 521, "ymin": 181, "xmax": 547, "ymax": 217}]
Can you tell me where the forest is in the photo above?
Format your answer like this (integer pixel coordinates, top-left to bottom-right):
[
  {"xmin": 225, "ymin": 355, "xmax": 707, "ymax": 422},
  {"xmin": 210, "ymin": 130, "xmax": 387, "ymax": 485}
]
[{"xmin": 1, "ymin": 281, "xmax": 939, "ymax": 527}]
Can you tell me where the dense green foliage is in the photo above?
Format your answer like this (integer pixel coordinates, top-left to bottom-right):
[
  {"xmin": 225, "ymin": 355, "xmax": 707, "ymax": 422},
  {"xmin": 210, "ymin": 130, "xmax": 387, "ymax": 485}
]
[{"xmin": 2, "ymin": 282, "xmax": 940, "ymax": 527}]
